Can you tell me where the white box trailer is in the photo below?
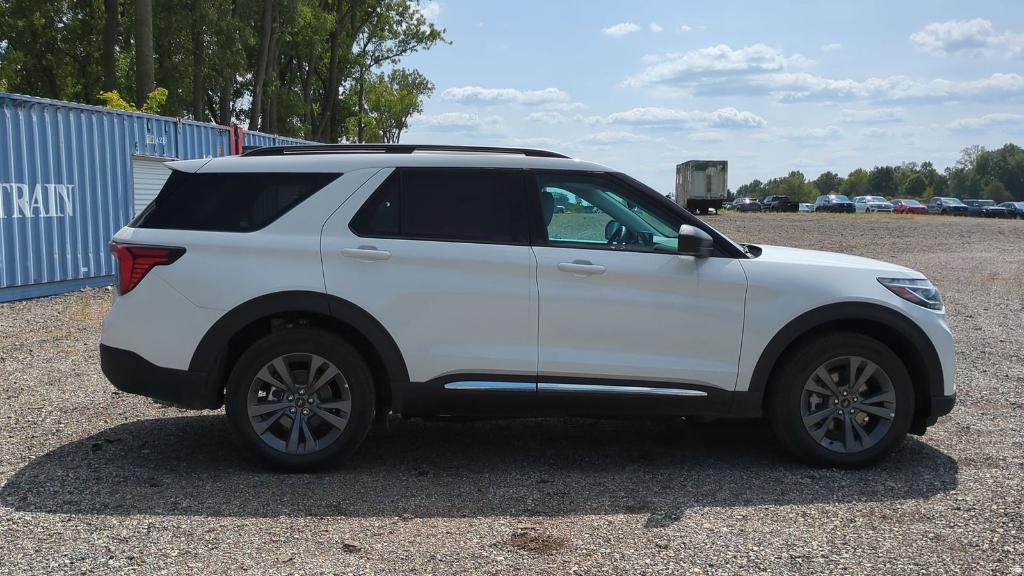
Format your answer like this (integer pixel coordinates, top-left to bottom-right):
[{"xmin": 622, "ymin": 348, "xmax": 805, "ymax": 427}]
[{"xmin": 676, "ymin": 160, "xmax": 728, "ymax": 214}]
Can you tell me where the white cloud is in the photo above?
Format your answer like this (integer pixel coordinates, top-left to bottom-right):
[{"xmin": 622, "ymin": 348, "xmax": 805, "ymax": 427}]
[
  {"xmin": 524, "ymin": 111, "xmax": 574, "ymax": 124},
  {"xmin": 441, "ymin": 86, "xmax": 572, "ymax": 106},
  {"xmin": 585, "ymin": 106, "xmax": 766, "ymax": 130},
  {"xmin": 624, "ymin": 44, "xmax": 1024, "ymax": 103},
  {"xmin": 413, "ymin": 112, "xmax": 502, "ymax": 132},
  {"xmin": 680, "ymin": 25, "xmax": 693, "ymax": 32},
  {"xmin": 649, "ymin": 22, "xmax": 663, "ymax": 33},
  {"xmin": 415, "ymin": 1, "xmax": 440, "ymax": 22},
  {"xmin": 772, "ymin": 125, "xmax": 843, "ymax": 140},
  {"xmin": 602, "ymin": 22, "xmax": 640, "ymax": 37},
  {"xmin": 623, "ymin": 44, "xmax": 813, "ymax": 87},
  {"xmin": 821, "ymin": 43, "xmax": 843, "ymax": 52},
  {"xmin": 579, "ymin": 131, "xmax": 653, "ymax": 145},
  {"xmin": 839, "ymin": 107, "xmax": 904, "ymax": 123},
  {"xmin": 947, "ymin": 112, "xmax": 1024, "ymax": 130},
  {"xmin": 910, "ymin": 18, "xmax": 1024, "ymax": 58}
]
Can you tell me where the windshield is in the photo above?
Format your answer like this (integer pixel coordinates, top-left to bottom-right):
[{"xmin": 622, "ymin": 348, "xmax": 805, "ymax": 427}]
[
  {"xmin": 977, "ymin": 200, "xmax": 995, "ymax": 206},
  {"xmin": 866, "ymin": 196, "xmax": 888, "ymax": 202},
  {"xmin": 901, "ymin": 199, "xmax": 921, "ymax": 205},
  {"xmin": 943, "ymin": 198, "xmax": 965, "ymax": 205},
  {"xmin": 830, "ymin": 195, "xmax": 851, "ymax": 202}
]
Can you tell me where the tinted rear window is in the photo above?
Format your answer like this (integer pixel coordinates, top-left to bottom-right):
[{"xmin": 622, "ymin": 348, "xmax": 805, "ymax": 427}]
[
  {"xmin": 132, "ymin": 171, "xmax": 340, "ymax": 232},
  {"xmin": 350, "ymin": 168, "xmax": 529, "ymax": 243}
]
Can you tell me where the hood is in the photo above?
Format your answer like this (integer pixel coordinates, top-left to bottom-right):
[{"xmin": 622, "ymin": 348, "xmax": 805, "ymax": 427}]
[{"xmin": 751, "ymin": 245, "xmax": 916, "ymax": 275}]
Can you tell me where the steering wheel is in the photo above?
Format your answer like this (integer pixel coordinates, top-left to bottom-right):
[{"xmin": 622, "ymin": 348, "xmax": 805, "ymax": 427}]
[{"xmin": 605, "ymin": 220, "xmax": 626, "ymax": 245}]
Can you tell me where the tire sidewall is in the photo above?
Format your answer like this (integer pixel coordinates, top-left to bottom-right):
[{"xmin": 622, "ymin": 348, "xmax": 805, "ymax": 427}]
[
  {"xmin": 225, "ymin": 328, "xmax": 375, "ymax": 470},
  {"xmin": 769, "ymin": 332, "xmax": 915, "ymax": 468}
]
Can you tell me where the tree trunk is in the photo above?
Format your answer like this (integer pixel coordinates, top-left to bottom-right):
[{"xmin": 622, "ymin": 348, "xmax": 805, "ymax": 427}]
[
  {"xmin": 134, "ymin": 0, "xmax": 155, "ymax": 107},
  {"xmin": 248, "ymin": 0, "xmax": 274, "ymax": 130},
  {"xmin": 314, "ymin": 20, "xmax": 341, "ymax": 141},
  {"xmin": 356, "ymin": 67, "xmax": 366, "ymax": 143},
  {"xmin": 190, "ymin": 9, "xmax": 205, "ymax": 121},
  {"xmin": 102, "ymin": 0, "xmax": 118, "ymax": 92}
]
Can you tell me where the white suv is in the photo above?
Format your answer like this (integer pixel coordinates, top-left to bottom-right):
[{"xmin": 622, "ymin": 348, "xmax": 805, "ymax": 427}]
[{"xmin": 100, "ymin": 144, "xmax": 955, "ymax": 470}]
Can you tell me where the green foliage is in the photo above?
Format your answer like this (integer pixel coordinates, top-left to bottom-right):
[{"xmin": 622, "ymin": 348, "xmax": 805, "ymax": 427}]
[
  {"xmin": 349, "ymin": 68, "xmax": 434, "ymax": 143},
  {"xmin": 97, "ymin": 87, "xmax": 167, "ymax": 114},
  {"xmin": 0, "ymin": 0, "xmax": 446, "ymax": 141},
  {"xmin": 739, "ymin": 143, "xmax": 1024, "ymax": 205},
  {"xmin": 840, "ymin": 169, "xmax": 870, "ymax": 197},
  {"xmin": 983, "ymin": 180, "xmax": 1010, "ymax": 202},
  {"xmin": 902, "ymin": 173, "xmax": 928, "ymax": 198},
  {"xmin": 813, "ymin": 171, "xmax": 844, "ymax": 195}
]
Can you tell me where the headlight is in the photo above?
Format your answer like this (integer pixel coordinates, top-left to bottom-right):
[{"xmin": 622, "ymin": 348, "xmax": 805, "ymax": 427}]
[{"xmin": 878, "ymin": 277, "xmax": 943, "ymax": 310}]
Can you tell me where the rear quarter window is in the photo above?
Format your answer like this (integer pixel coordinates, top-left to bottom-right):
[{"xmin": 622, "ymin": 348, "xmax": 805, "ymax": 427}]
[{"xmin": 132, "ymin": 171, "xmax": 341, "ymax": 232}]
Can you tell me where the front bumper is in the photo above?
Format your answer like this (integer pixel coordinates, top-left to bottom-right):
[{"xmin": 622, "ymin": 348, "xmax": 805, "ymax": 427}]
[
  {"xmin": 913, "ymin": 392, "xmax": 956, "ymax": 435},
  {"xmin": 100, "ymin": 344, "xmax": 221, "ymax": 409}
]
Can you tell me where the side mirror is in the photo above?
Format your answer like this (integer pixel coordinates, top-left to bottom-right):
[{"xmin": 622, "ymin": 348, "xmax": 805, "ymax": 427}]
[{"xmin": 678, "ymin": 225, "xmax": 713, "ymax": 258}]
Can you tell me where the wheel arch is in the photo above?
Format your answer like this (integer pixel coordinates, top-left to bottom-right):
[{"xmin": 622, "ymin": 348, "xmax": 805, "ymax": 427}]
[
  {"xmin": 733, "ymin": 302, "xmax": 944, "ymax": 433},
  {"xmin": 189, "ymin": 291, "xmax": 409, "ymax": 415}
]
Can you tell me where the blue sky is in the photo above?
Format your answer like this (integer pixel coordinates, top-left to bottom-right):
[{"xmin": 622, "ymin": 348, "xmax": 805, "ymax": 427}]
[{"xmin": 401, "ymin": 1, "xmax": 1024, "ymax": 194}]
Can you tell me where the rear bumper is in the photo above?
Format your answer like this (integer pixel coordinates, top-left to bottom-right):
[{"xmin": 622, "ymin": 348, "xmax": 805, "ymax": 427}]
[{"xmin": 100, "ymin": 344, "xmax": 221, "ymax": 409}]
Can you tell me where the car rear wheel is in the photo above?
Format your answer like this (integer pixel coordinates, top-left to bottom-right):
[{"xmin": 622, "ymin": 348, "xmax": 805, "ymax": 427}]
[
  {"xmin": 225, "ymin": 328, "xmax": 375, "ymax": 471},
  {"xmin": 767, "ymin": 332, "xmax": 914, "ymax": 468}
]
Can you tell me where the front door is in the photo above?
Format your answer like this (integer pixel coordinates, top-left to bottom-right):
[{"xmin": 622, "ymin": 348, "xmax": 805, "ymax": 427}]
[{"xmin": 530, "ymin": 171, "xmax": 747, "ymax": 413}]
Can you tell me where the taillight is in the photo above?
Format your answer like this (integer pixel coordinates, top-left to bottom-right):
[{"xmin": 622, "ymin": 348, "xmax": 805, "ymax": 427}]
[{"xmin": 108, "ymin": 242, "xmax": 185, "ymax": 295}]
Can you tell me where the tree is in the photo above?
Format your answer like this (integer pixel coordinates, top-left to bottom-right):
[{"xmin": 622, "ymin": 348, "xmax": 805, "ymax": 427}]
[
  {"xmin": 813, "ymin": 171, "xmax": 843, "ymax": 195},
  {"xmin": 841, "ymin": 169, "xmax": 870, "ymax": 197},
  {"xmin": 358, "ymin": 68, "xmax": 434, "ymax": 143},
  {"xmin": 902, "ymin": 173, "xmax": 928, "ymax": 198},
  {"xmin": 0, "ymin": 0, "xmax": 447, "ymax": 141},
  {"xmin": 102, "ymin": 0, "xmax": 119, "ymax": 92},
  {"xmin": 983, "ymin": 180, "xmax": 1010, "ymax": 202},
  {"xmin": 868, "ymin": 165, "xmax": 898, "ymax": 197},
  {"xmin": 134, "ymin": 0, "xmax": 155, "ymax": 107},
  {"xmin": 735, "ymin": 179, "xmax": 767, "ymax": 199}
]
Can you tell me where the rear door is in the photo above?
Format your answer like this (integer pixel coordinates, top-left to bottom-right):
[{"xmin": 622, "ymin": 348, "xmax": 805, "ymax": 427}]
[
  {"xmin": 320, "ymin": 167, "xmax": 539, "ymax": 414},
  {"xmin": 530, "ymin": 171, "xmax": 747, "ymax": 414}
]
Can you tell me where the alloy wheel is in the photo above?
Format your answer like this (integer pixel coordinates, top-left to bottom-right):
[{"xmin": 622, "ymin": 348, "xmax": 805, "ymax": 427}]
[
  {"xmin": 246, "ymin": 353, "xmax": 352, "ymax": 454},
  {"xmin": 800, "ymin": 355, "xmax": 896, "ymax": 454}
]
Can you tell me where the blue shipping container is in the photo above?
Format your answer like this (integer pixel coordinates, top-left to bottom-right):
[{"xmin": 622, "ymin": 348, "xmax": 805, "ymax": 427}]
[{"xmin": 0, "ymin": 93, "xmax": 310, "ymax": 303}]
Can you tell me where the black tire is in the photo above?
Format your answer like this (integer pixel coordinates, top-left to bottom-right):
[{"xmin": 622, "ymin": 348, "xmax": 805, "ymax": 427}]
[
  {"xmin": 767, "ymin": 332, "xmax": 914, "ymax": 468},
  {"xmin": 225, "ymin": 328, "xmax": 375, "ymax": 471}
]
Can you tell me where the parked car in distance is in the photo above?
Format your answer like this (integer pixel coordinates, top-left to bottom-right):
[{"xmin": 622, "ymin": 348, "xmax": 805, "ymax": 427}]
[
  {"xmin": 963, "ymin": 199, "xmax": 1008, "ymax": 218},
  {"xmin": 813, "ymin": 194, "xmax": 856, "ymax": 213},
  {"xmin": 927, "ymin": 197, "xmax": 969, "ymax": 216},
  {"xmin": 891, "ymin": 199, "xmax": 928, "ymax": 215},
  {"xmin": 852, "ymin": 195, "xmax": 894, "ymax": 213},
  {"xmin": 100, "ymin": 143, "xmax": 955, "ymax": 471},
  {"xmin": 731, "ymin": 197, "xmax": 763, "ymax": 212},
  {"xmin": 799, "ymin": 203, "xmax": 813, "ymax": 212},
  {"xmin": 761, "ymin": 195, "xmax": 799, "ymax": 212},
  {"xmin": 997, "ymin": 201, "xmax": 1024, "ymax": 219}
]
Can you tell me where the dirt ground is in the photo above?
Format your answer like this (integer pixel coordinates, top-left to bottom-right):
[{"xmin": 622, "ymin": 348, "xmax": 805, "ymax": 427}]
[{"xmin": 0, "ymin": 213, "xmax": 1022, "ymax": 575}]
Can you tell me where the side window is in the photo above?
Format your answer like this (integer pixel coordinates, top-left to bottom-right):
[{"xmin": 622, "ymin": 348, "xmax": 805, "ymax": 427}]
[
  {"xmin": 133, "ymin": 171, "xmax": 340, "ymax": 232},
  {"xmin": 536, "ymin": 172, "xmax": 682, "ymax": 253},
  {"xmin": 350, "ymin": 168, "xmax": 529, "ymax": 243}
]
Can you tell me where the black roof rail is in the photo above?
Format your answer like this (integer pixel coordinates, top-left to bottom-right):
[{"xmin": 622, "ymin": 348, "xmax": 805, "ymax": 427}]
[{"xmin": 240, "ymin": 143, "xmax": 570, "ymax": 159}]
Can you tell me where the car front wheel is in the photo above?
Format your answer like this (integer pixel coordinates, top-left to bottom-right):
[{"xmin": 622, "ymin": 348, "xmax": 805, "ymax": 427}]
[
  {"xmin": 767, "ymin": 332, "xmax": 914, "ymax": 468},
  {"xmin": 225, "ymin": 328, "xmax": 375, "ymax": 470}
]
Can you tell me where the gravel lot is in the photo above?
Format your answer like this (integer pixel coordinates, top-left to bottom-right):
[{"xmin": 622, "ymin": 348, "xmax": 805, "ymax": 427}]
[{"xmin": 1, "ymin": 213, "xmax": 1022, "ymax": 575}]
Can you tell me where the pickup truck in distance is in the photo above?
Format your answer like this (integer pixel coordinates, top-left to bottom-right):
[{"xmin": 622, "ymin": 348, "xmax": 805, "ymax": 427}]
[{"xmin": 761, "ymin": 195, "xmax": 799, "ymax": 212}]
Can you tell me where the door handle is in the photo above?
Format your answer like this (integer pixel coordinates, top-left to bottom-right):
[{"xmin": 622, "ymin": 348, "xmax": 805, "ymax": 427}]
[
  {"xmin": 342, "ymin": 247, "xmax": 391, "ymax": 261},
  {"xmin": 557, "ymin": 261, "xmax": 606, "ymax": 276}
]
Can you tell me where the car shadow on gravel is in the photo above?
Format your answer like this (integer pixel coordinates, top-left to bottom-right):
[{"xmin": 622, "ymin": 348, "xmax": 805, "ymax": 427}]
[{"xmin": 0, "ymin": 415, "xmax": 958, "ymax": 522}]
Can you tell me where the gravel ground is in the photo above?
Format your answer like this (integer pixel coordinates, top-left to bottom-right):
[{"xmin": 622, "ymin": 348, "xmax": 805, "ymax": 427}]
[{"xmin": 1, "ymin": 213, "xmax": 1022, "ymax": 575}]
